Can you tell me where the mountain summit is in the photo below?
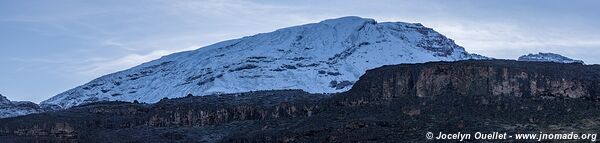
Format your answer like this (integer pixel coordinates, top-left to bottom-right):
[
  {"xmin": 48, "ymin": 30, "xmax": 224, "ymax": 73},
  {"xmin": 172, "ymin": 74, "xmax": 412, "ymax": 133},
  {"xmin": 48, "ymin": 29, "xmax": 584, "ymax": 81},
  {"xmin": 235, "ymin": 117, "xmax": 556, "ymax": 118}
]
[
  {"xmin": 41, "ymin": 16, "xmax": 485, "ymax": 109},
  {"xmin": 0, "ymin": 94, "xmax": 12, "ymax": 107},
  {"xmin": 518, "ymin": 52, "xmax": 584, "ymax": 64}
]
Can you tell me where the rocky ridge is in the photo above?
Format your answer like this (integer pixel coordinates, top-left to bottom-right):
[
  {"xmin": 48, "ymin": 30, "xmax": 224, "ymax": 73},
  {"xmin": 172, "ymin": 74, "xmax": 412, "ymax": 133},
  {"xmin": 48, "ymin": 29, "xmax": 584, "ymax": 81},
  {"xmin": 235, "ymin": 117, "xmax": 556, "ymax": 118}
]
[{"xmin": 518, "ymin": 52, "xmax": 584, "ymax": 64}]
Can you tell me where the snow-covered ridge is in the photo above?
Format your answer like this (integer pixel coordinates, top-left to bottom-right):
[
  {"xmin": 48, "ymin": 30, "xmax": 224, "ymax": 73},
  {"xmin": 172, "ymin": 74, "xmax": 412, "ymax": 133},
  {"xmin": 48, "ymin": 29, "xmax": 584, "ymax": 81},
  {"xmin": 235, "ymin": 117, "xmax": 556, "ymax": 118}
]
[
  {"xmin": 0, "ymin": 94, "xmax": 12, "ymax": 107},
  {"xmin": 41, "ymin": 16, "xmax": 486, "ymax": 109},
  {"xmin": 0, "ymin": 94, "xmax": 43, "ymax": 118},
  {"xmin": 518, "ymin": 52, "xmax": 584, "ymax": 64}
]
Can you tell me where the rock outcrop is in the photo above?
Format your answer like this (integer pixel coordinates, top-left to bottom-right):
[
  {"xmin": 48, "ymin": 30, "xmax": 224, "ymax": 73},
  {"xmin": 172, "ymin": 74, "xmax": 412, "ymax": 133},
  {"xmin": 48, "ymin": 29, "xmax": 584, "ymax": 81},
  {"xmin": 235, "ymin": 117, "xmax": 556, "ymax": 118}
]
[{"xmin": 348, "ymin": 59, "xmax": 598, "ymax": 100}]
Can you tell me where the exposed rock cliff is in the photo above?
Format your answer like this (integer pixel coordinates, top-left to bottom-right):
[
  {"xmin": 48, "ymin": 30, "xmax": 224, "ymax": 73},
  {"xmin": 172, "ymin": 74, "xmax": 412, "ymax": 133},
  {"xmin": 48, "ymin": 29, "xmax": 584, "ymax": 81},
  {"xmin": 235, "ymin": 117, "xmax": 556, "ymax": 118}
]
[
  {"xmin": 0, "ymin": 90, "xmax": 327, "ymax": 142},
  {"xmin": 348, "ymin": 60, "xmax": 599, "ymax": 101}
]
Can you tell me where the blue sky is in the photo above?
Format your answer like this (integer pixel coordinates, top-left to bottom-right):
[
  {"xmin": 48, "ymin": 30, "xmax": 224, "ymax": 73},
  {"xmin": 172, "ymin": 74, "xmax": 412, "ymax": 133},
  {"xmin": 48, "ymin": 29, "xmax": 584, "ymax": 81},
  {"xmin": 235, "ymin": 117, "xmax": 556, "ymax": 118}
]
[{"xmin": 1, "ymin": 0, "xmax": 599, "ymax": 102}]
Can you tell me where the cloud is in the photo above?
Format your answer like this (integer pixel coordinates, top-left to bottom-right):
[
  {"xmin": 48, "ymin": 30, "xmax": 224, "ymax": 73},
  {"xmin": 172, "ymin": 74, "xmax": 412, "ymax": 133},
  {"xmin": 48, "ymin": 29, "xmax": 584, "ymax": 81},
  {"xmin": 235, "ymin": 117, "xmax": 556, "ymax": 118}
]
[
  {"xmin": 418, "ymin": 20, "xmax": 600, "ymax": 61},
  {"xmin": 34, "ymin": 0, "xmax": 600, "ymax": 78},
  {"xmin": 436, "ymin": 22, "xmax": 599, "ymax": 48},
  {"xmin": 75, "ymin": 46, "xmax": 198, "ymax": 76},
  {"xmin": 75, "ymin": 50, "xmax": 170, "ymax": 76},
  {"xmin": 58, "ymin": 0, "xmax": 331, "ymax": 78}
]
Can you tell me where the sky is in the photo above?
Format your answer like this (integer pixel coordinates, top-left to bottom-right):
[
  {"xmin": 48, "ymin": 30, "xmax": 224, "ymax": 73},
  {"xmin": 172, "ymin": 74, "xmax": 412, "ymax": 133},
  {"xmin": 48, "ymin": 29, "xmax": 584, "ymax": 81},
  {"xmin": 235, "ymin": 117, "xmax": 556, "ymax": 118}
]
[{"xmin": 1, "ymin": 0, "xmax": 599, "ymax": 102}]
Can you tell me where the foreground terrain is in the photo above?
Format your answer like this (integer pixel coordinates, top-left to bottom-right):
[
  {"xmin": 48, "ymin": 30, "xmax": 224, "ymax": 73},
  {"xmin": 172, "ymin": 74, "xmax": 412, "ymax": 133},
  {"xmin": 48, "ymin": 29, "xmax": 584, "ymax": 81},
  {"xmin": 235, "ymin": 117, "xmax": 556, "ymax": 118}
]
[{"xmin": 1, "ymin": 60, "xmax": 599, "ymax": 142}]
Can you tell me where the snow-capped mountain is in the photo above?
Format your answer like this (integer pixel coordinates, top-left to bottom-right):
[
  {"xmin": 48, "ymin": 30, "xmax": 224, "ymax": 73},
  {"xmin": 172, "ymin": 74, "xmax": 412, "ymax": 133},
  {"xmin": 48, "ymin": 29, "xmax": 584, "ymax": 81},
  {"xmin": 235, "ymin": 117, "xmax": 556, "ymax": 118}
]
[
  {"xmin": 0, "ymin": 94, "xmax": 12, "ymax": 107},
  {"xmin": 518, "ymin": 52, "xmax": 584, "ymax": 64},
  {"xmin": 0, "ymin": 94, "xmax": 43, "ymax": 118},
  {"xmin": 41, "ymin": 16, "xmax": 485, "ymax": 109}
]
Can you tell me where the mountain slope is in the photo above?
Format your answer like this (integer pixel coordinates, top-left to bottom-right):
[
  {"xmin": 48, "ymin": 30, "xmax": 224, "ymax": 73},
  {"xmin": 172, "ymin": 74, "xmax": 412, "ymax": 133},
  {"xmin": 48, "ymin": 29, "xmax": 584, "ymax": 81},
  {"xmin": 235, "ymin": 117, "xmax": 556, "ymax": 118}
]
[
  {"xmin": 41, "ymin": 16, "xmax": 484, "ymax": 109},
  {"xmin": 0, "ymin": 94, "xmax": 43, "ymax": 118},
  {"xmin": 3, "ymin": 60, "xmax": 600, "ymax": 142},
  {"xmin": 518, "ymin": 52, "xmax": 584, "ymax": 64}
]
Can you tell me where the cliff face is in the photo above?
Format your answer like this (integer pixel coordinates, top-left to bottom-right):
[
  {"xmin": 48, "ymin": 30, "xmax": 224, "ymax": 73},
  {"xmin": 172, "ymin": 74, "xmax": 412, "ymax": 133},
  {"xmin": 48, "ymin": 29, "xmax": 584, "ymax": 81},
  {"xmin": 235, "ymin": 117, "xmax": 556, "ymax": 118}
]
[
  {"xmin": 1, "ymin": 60, "xmax": 600, "ymax": 143},
  {"xmin": 0, "ymin": 90, "xmax": 326, "ymax": 142},
  {"xmin": 348, "ymin": 60, "xmax": 599, "ymax": 100},
  {"xmin": 144, "ymin": 90, "xmax": 323, "ymax": 127}
]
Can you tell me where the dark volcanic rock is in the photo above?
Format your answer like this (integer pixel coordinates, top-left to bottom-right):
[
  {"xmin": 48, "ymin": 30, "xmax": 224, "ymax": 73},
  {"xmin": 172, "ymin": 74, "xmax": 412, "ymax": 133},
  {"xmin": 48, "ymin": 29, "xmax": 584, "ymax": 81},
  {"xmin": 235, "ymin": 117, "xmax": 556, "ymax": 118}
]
[
  {"xmin": 347, "ymin": 59, "xmax": 599, "ymax": 101},
  {"xmin": 2, "ymin": 60, "xmax": 600, "ymax": 142},
  {"xmin": 0, "ymin": 90, "xmax": 327, "ymax": 143}
]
